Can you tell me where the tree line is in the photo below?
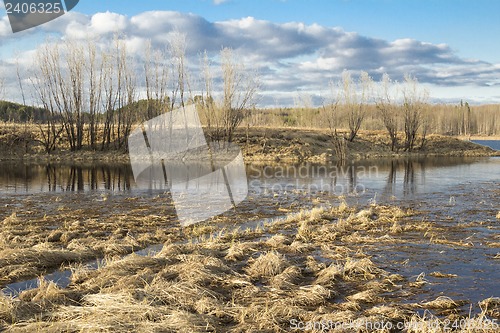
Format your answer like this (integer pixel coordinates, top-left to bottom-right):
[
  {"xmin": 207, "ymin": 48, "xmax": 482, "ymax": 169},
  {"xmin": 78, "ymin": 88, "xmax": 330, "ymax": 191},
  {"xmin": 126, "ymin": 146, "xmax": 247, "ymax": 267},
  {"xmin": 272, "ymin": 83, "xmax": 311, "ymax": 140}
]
[
  {"xmin": 247, "ymin": 71, "xmax": 499, "ymax": 155},
  {"xmin": 5, "ymin": 36, "xmax": 258, "ymax": 153}
]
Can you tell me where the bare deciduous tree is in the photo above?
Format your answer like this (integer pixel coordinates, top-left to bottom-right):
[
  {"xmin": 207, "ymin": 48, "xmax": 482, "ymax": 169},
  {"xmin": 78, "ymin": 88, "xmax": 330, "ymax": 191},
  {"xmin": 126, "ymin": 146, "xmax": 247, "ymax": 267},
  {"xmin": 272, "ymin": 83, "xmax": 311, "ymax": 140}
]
[
  {"xmin": 376, "ymin": 73, "xmax": 399, "ymax": 151},
  {"xmin": 86, "ymin": 40, "xmax": 103, "ymax": 149},
  {"xmin": 32, "ymin": 43, "xmax": 65, "ymax": 153},
  {"xmin": 101, "ymin": 47, "xmax": 118, "ymax": 150},
  {"xmin": 323, "ymin": 79, "xmax": 347, "ymax": 162},
  {"xmin": 402, "ymin": 74, "xmax": 428, "ymax": 151},
  {"xmin": 144, "ymin": 41, "xmax": 170, "ymax": 120},
  {"xmin": 200, "ymin": 47, "xmax": 259, "ymax": 144},
  {"xmin": 341, "ymin": 70, "xmax": 372, "ymax": 142},
  {"xmin": 115, "ymin": 39, "xmax": 136, "ymax": 150},
  {"xmin": 163, "ymin": 32, "xmax": 191, "ymax": 112},
  {"xmin": 34, "ymin": 41, "xmax": 87, "ymax": 151}
]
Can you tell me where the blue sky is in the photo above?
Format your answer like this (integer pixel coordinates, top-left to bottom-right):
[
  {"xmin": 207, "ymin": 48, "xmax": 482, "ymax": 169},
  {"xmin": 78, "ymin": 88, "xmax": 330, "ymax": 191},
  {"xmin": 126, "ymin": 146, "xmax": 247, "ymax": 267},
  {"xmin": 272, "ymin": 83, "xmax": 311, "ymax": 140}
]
[
  {"xmin": 1, "ymin": 0, "xmax": 500, "ymax": 105},
  {"xmin": 72, "ymin": 0, "xmax": 500, "ymax": 63}
]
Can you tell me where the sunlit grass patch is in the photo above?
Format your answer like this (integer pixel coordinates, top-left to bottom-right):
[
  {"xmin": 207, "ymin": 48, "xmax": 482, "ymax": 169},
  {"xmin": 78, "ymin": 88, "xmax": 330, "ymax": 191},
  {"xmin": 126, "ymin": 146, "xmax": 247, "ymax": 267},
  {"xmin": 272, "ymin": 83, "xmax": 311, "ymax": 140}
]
[
  {"xmin": 245, "ymin": 251, "xmax": 288, "ymax": 280},
  {"xmin": 429, "ymin": 271, "xmax": 458, "ymax": 279}
]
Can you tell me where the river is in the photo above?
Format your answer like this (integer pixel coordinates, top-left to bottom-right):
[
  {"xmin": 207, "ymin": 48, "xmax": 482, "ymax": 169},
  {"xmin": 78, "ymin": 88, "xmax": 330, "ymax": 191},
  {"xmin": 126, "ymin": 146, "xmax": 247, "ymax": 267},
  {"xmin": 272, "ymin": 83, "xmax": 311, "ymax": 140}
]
[{"xmin": 0, "ymin": 152, "xmax": 498, "ymax": 313}]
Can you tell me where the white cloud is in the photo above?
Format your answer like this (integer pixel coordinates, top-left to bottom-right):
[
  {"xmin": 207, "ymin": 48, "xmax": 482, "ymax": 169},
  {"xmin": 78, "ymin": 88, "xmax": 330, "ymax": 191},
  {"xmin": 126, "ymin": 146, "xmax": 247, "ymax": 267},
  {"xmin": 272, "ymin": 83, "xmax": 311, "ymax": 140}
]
[
  {"xmin": 0, "ymin": 15, "xmax": 11, "ymax": 36},
  {"xmin": 90, "ymin": 11, "xmax": 127, "ymax": 34},
  {"xmin": 213, "ymin": 0, "xmax": 230, "ymax": 5}
]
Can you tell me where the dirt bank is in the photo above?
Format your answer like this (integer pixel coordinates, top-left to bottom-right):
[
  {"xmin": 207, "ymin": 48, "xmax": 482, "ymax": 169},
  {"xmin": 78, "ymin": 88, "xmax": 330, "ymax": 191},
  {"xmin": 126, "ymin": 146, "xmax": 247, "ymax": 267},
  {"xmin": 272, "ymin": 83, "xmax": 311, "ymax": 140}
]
[{"xmin": 1, "ymin": 124, "xmax": 498, "ymax": 163}]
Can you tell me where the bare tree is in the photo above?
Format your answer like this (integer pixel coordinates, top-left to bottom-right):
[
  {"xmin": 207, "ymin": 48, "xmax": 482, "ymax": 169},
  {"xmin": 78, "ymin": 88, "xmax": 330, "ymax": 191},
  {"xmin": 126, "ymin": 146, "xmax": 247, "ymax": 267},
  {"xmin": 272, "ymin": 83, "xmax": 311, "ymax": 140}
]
[
  {"xmin": 101, "ymin": 47, "xmax": 118, "ymax": 150},
  {"xmin": 86, "ymin": 40, "xmax": 103, "ymax": 150},
  {"xmin": 115, "ymin": 39, "xmax": 136, "ymax": 149},
  {"xmin": 341, "ymin": 70, "xmax": 372, "ymax": 142},
  {"xmin": 402, "ymin": 74, "xmax": 428, "ymax": 151},
  {"xmin": 376, "ymin": 73, "xmax": 399, "ymax": 151},
  {"xmin": 459, "ymin": 100, "xmax": 472, "ymax": 137},
  {"xmin": 34, "ymin": 41, "xmax": 88, "ymax": 151},
  {"xmin": 200, "ymin": 47, "xmax": 259, "ymax": 144},
  {"xmin": 144, "ymin": 41, "xmax": 170, "ymax": 120},
  {"xmin": 64, "ymin": 40, "xmax": 86, "ymax": 150},
  {"xmin": 15, "ymin": 56, "xmax": 32, "ymax": 153},
  {"xmin": 165, "ymin": 32, "xmax": 190, "ymax": 111},
  {"xmin": 199, "ymin": 50, "xmax": 219, "ymax": 135},
  {"xmin": 323, "ymin": 79, "xmax": 347, "ymax": 162},
  {"xmin": 32, "ymin": 43, "xmax": 65, "ymax": 153}
]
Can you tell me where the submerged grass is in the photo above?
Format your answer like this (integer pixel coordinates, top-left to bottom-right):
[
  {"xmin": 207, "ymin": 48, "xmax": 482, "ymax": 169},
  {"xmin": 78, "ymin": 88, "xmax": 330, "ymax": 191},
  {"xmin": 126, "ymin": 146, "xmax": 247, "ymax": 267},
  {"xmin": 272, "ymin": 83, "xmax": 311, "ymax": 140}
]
[{"xmin": 1, "ymin": 199, "xmax": 498, "ymax": 332}]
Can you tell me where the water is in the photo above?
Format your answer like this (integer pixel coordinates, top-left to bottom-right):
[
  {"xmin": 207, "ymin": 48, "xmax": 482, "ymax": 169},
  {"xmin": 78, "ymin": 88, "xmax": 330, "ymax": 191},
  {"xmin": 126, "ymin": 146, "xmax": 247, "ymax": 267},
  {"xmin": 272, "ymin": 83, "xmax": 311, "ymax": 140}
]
[
  {"xmin": 0, "ymin": 157, "xmax": 498, "ymax": 313},
  {"xmin": 472, "ymin": 140, "xmax": 500, "ymax": 151},
  {"xmin": 0, "ymin": 162, "xmax": 133, "ymax": 193}
]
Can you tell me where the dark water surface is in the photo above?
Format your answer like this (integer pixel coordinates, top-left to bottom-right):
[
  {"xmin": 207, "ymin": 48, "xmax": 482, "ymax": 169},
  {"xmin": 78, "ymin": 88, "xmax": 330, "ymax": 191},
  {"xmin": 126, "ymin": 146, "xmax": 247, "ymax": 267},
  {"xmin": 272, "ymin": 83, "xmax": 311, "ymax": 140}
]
[
  {"xmin": 0, "ymin": 157, "xmax": 498, "ymax": 313},
  {"xmin": 472, "ymin": 140, "xmax": 500, "ymax": 151}
]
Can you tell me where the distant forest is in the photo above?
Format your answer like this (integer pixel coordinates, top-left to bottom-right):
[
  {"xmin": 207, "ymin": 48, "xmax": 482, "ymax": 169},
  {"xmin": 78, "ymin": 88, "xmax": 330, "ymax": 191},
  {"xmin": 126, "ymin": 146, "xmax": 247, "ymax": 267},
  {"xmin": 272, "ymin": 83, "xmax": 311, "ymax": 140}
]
[
  {"xmin": 2, "ymin": 99, "xmax": 498, "ymax": 138},
  {"xmin": 0, "ymin": 100, "xmax": 151, "ymax": 123},
  {"xmin": 0, "ymin": 101, "xmax": 49, "ymax": 122}
]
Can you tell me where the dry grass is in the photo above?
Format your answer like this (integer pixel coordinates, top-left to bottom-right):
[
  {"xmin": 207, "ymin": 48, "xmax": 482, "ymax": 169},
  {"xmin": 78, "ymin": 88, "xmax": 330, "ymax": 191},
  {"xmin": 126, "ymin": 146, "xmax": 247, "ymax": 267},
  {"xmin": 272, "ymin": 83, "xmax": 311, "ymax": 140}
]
[
  {"xmin": 429, "ymin": 271, "xmax": 458, "ymax": 279},
  {"xmin": 315, "ymin": 263, "xmax": 343, "ymax": 286},
  {"xmin": 245, "ymin": 251, "xmax": 288, "ymax": 280},
  {"xmin": 0, "ymin": 196, "xmax": 181, "ymax": 288},
  {"xmin": 479, "ymin": 297, "xmax": 500, "ymax": 317},
  {"xmin": 421, "ymin": 296, "xmax": 463, "ymax": 310},
  {"xmin": 1, "ymin": 200, "xmax": 496, "ymax": 332},
  {"xmin": 270, "ymin": 265, "xmax": 302, "ymax": 290},
  {"xmin": 405, "ymin": 310, "xmax": 500, "ymax": 333}
]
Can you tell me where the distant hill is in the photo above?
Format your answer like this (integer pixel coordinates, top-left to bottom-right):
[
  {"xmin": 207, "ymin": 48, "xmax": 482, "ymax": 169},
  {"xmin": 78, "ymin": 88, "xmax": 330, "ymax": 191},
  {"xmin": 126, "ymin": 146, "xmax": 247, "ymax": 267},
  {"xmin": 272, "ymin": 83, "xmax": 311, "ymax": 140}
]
[
  {"xmin": 0, "ymin": 99, "xmax": 170, "ymax": 124},
  {"xmin": 0, "ymin": 101, "xmax": 49, "ymax": 122}
]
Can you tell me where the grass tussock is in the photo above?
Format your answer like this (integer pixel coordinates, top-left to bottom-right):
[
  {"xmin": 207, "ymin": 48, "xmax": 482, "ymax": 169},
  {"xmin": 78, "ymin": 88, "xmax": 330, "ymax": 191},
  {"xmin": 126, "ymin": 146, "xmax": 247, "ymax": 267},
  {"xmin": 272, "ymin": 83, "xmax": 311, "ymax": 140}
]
[
  {"xmin": 429, "ymin": 271, "xmax": 458, "ymax": 279},
  {"xmin": 479, "ymin": 297, "xmax": 500, "ymax": 317},
  {"xmin": 245, "ymin": 251, "xmax": 288, "ymax": 280},
  {"xmin": 405, "ymin": 310, "xmax": 499, "ymax": 333},
  {"xmin": 270, "ymin": 265, "xmax": 302, "ymax": 290}
]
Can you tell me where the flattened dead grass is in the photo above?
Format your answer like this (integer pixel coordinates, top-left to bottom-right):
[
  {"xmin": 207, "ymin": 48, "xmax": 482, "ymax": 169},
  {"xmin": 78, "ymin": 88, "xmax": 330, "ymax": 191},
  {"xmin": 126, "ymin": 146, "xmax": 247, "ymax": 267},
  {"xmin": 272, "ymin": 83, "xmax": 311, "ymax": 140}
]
[
  {"xmin": 245, "ymin": 251, "xmax": 288, "ymax": 280},
  {"xmin": 1, "ymin": 201, "xmax": 494, "ymax": 332}
]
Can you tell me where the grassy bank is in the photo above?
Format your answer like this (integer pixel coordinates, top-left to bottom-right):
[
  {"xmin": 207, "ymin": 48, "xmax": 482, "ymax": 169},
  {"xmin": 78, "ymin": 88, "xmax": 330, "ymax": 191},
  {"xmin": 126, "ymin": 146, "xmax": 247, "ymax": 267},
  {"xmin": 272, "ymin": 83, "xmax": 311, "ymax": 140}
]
[
  {"xmin": 1, "ymin": 198, "xmax": 499, "ymax": 332},
  {"xmin": 235, "ymin": 127, "xmax": 499, "ymax": 162},
  {"xmin": 1, "ymin": 123, "xmax": 498, "ymax": 163}
]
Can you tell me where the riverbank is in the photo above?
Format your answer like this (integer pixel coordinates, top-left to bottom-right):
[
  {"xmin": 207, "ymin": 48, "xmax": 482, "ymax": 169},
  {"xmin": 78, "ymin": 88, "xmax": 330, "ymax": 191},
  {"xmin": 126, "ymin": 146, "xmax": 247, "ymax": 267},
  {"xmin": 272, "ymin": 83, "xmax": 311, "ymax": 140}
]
[
  {"xmin": 1, "ymin": 125, "xmax": 498, "ymax": 163},
  {"xmin": 236, "ymin": 127, "xmax": 499, "ymax": 162}
]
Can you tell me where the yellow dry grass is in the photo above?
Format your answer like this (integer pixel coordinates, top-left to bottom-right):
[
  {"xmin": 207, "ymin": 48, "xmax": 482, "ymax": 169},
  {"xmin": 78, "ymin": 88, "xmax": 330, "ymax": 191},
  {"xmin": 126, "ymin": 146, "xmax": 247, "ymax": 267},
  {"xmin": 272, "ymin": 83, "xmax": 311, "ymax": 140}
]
[
  {"xmin": 0, "ymin": 200, "xmax": 496, "ymax": 332},
  {"xmin": 245, "ymin": 251, "xmax": 288, "ymax": 280}
]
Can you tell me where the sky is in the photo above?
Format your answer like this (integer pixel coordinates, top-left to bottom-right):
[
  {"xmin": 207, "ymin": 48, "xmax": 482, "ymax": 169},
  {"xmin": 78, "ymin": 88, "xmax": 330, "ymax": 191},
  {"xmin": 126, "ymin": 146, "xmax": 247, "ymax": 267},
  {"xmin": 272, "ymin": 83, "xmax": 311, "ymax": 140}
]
[{"xmin": 1, "ymin": 0, "xmax": 500, "ymax": 106}]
